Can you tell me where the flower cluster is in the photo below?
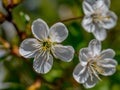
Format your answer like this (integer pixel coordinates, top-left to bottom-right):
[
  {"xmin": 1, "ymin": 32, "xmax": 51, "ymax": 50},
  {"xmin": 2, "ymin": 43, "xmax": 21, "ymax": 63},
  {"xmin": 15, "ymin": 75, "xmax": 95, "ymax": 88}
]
[
  {"xmin": 19, "ymin": 0, "xmax": 118, "ymax": 89},
  {"xmin": 73, "ymin": 0, "xmax": 118, "ymax": 88}
]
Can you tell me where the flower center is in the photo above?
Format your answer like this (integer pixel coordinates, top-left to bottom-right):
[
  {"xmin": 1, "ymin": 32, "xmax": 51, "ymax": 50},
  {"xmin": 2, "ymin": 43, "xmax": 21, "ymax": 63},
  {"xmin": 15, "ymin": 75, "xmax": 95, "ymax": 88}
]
[
  {"xmin": 88, "ymin": 57, "xmax": 104, "ymax": 81},
  {"xmin": 42, "ymin": 39, "xmax": 52, "ymax": 51},
  {"xmin": 91, "ymin": 61, "xmax": 104, "ymax": 74},
  {"xmin": 91, "ymin": 13, "xmax": 110, "ymax": 23}
]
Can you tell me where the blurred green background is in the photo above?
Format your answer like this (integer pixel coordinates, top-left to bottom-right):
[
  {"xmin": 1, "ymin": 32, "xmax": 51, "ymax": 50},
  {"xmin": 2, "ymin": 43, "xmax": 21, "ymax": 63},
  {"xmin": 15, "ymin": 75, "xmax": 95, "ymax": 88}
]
[{"xmin": 0, "ymin": 0, "xmax": 120, "ymax": 90}]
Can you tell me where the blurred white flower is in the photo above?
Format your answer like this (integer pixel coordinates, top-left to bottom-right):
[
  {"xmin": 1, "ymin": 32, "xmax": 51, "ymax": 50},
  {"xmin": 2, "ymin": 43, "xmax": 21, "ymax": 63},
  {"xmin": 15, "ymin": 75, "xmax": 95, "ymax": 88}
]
[
  {"xmin": 0, "ymin": 82, "xmax": 12, "ymax": 89},
  {"xmin": 1, "ymin": 21, "xmax": 17, "ymax": 43},
  {"xmin": 0, "ymin": 62, "xmax": 7, "ymax": 81},
  {"xmin": 0, "ymin": 62, "xmax": 11, "ymax": 90},
  {"xmin": 0, "ymin": 45, "xmax": 8, "ymax": 58},
  {"xmin": 82, "ymin": 0, "xmax": 117, "ymax": 41},
  {"xmin": 0, "ymin": 21, "xmax": 16, "ymax": 58},
  {"xmin": 0, "ymin": 0, "xmax": 8, "ymax": 15},
  {"xmin": 73, "ymin": 39, "xmax": 117, "ymax": 88},
  {"xmin": 19, "ymin": 19, "xmax": 74, "ymax": 74}
]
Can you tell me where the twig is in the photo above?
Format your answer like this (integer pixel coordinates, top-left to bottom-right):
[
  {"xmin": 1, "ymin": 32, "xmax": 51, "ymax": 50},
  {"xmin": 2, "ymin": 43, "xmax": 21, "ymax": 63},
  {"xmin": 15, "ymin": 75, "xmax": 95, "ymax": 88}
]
[
  {"xmin": 59, "ymin": 16, "xmax": 83, "ymax": 23},
  {"xmin": 50, "ymin": 16, "xmax": 83, "ymax": 25},
  {"xmin": 0, "ymin": 36, "xmax": 10, "ymax": 48}
]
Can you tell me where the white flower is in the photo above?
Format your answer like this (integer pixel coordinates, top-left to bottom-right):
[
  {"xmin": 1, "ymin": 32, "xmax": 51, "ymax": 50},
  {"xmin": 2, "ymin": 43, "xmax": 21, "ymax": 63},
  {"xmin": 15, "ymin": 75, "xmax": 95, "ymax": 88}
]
[
  {"xmin": 73, "ymin": 39, "xmax": 117, "ymax": 88},
  {"xmin": 19, "ymin": 19, "xmax": 74, "ymax": 74},
  {"xmin": 82, "ymin": 0, "xmax": 117, "ymax": 41}
]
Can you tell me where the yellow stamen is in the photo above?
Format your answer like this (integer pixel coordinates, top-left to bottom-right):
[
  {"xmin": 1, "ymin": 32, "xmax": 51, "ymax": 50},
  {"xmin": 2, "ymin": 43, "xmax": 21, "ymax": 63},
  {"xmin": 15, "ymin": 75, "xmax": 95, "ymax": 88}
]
[
  {"xmin": 92, "ymin": 13, "xmax": 110, "ymax": 23},
  {"xmin": 42, "ymin": 39, "xmax": 52, "ymax": 51},
  {"xmin": 92, "ymin": 62, "xmax": 104, "ymax": 74},
  {"xmin": 88, "ymin": 58, "xmax": 104, "ymax": 81}
]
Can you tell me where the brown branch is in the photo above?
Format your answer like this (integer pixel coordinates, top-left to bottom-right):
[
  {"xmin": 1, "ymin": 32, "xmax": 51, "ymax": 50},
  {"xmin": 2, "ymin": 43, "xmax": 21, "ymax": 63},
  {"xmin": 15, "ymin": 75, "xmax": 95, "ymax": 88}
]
[
  {"xmin": 59, "ymin": 16, "xmax": 83, "ymax": 23},
  {"xmin": 50, "ymin": 16, "xmax": 83, "ymax": 26}
]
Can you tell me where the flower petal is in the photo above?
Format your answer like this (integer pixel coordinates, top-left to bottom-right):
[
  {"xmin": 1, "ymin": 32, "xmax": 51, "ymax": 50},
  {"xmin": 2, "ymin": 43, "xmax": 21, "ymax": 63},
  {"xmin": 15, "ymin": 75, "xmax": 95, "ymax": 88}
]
[
  {"xmin": 93, "ymin": 28, "xmax": 107, "ymax": 41},
  {"xmin": 83, "ymin": 1, "xmax": 94, "ymax": 15},
  {"xmin": 2, "ymin": 21, "xmax": 17, "ymax": 43},
  {"xmin": 0, "ymin": 62, "xmax": 7, "ymax": 81},
  {"xmin": 104, "ymin": 0, "xmax": 111, "ymax": 8},
  {"xmin": 88, "ymin": 39, "xmax": 101, "ymax": 56},
  {"xmin": 102, "ymin": 11, "xmax": 117, "ymax": 29},
  {"xmin": 0, "ymin": 49, "xmax": 7, "ymax": 58},
  {"xmin": 19, "ymin": 38, "xmax": 39, "ymax": 58},
  {"xmin": 93, "ymin": 0, "xmax": 108, "ymax": 13},
  {"xmin": 0, "ymin": 46, "xmax": 8, "ymax": 58},
  {"xmin": 82, "ymin": 16, "xmax": 95, "ymax": 32},
  {"xmin": 0, "ymin": 82, "xmax": 13, "ymax": 89},
  {"xmin": 52, "ymin": 44, "xmax": 74, "ymax": 62},
  {"xmin": 79, "ymin": 48, "xmax": 92, "ymax": 66},
  {"xmin": 73, "ymin": 63, "xmax": 89, "ymax": 84},
  {"xmin": 100, "ymin": 49, "xmax": 115, "ymax": 59},
  {"xmin": 49, "ymin": 23, "xmax": 68, "ymax": 43},
  {"xmin": 83, "ymin": 0, "xmax": 110, "ymax": 8},
  {"xmin": 83, "ymin": 74, "xmax": 98, "ymax": 88},
  {"xmin": 0, "ymin": 1, "xmax": 8, "ymax": 15},
  {"xmin": 32, "ymin": 19, "xmax": 49, "ymax": 41},
  {"xmin": 33, "ymin": 52, "xmax": 53, "ymax": 74},
  {"xmin": 98, "ymin": 58, "xmax": 117, "ymax": 76},
  {"xmin": 83, "ymin": 0, "xmax": 96, "ymax": 6}
]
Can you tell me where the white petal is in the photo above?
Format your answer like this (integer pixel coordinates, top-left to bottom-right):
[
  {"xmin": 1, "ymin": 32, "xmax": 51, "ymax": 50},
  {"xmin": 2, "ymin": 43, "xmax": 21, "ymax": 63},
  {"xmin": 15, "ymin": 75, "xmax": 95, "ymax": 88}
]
[
  {"xmin": 49, "ymin": 23, "xmax": 68, "ymax": 43},
  {"xmin": 2, "ymin": 21, "xmax": 17, "ymax": 43},
  {"xmin": 0, "ymin": 49, "xmax": 7, "ymax": 58},
  {"xmin": 83, "ymin": 74, "xmax": 98, "ymax": 88},
  {"xmin": 32, "ymin": 19, "xmax": 49, "ymax": 41},
  {"xmin": 0, "ymin": 62, "xmax": 7, "ymax": 81},
  {"xmin": 93, "ymin": 0, "xmax": 108, "ymax": 13},
  {"xmin": 33, "ymin": 52, "xmax": 53, "ymax": 74},
  {"xmin": 73, "ymin": 63, "xmax": 89, "ymax": 84},
  {"xmin": 100, "ymin": 49, "xmax": 115, "ymax": 59},
  {"xmin": 0, "ymin": 82, "xmax": 12, "ymax": 89},
  {"xmin": 88, "ymin": 39, "xmax": 101, "ymax": 56},
  {"xmin": 83, "ymin": 1, "xmax": 94, "ymax": 15},
  {"xmin": 82, "ymin": 16, "xmax": 95, "ymax": 32},
  {"xmin": 52, "ymin": 44, "xmax": 74, "ymax": 62},
  {"xmin": 98, "ymin": 58, "xmax": 117, "ymax": 76},
  {"xmin": 93, "ymin": 28, "xmax": 107, "ymax": 41},
  {"xmin": 0, "ymin": 1, "xmax": 8, "ymax": 15},
  {"xmin": 104, "ymin": 0, "xmax": 111, "ymax": 8},
  {"xmin": 84, "ymin": 0, "xmax": 110, "ymax": 8},
  {"xmin": 79, "ymin": 48, "xmax": 92, "ymax": 66},
  {"xmin": 83, "ymin": 0, "xmax": 95, "ymax": 6},
  {"xmin": 19, "ymin": 38, "xmax": 39, "ymax": 58},
  {"xmin": 102, "ymin": 11, "xmax": 117, "ymax": 29},
  {"xmin": 0, "ymin": 46, "xmax": 7, "ymax": 58}
]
